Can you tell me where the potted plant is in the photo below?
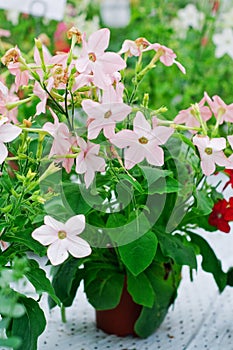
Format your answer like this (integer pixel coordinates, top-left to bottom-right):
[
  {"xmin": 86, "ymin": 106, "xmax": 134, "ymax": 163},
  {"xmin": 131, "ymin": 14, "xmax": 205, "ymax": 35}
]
[{"xmin": 0, "ymin": 26, "xmax": 233, "ymax": 348}]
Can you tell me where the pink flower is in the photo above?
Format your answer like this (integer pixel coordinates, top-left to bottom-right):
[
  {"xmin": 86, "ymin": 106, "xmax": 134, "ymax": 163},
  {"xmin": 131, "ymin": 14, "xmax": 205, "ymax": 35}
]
[
  {"xmin": 33, "ymin": 80, "xmax": 53, "ymax": 115},
  {"xmin": 174, "ymin": 97, "xmax": 212, "ymax": 132},
  {"xmin": 144, "ymin": 43, "xmax": 186, "ymax": 74},
  {"xmin": 204, "ymin": 92, "xmax": 233, "ymax": 124},
  {"xmin": 43, "ymin": 117, "xmax": 74, "ymax": 173},
  {"xmin": 8, "ymin": 62, "xmax": 30, "ymax": 92},
  {"xmin": 75, "ymin": 137, "xmax": 106, "ymax": 188},
  {"xmin": 0, "ymin": 81, "xmax": 19, "ymax": 123},
  {"xmin": 0, "ymin": 118, "xmax": 22, "ymax": 163},
  {"xmin": 82, "ymin": 86, "xmax": 132, "ymax": 139},
  {"xmin": 32, "ymin": 215, "xmax": 91, "ymax": 265},
  {"xmin": 119, "ymin": 39, "xmax": 141, "ymax": 57},
  {"xmin": 110, "ymin": 111, "xmax": 174, "ymax": 169},
  {"xmin": 193, "ymin": 135, "xmax": 229, "ymax": 176},
  {"xmin": 76, "ymin": 28, "xmax": 126, "ymax": 88}
]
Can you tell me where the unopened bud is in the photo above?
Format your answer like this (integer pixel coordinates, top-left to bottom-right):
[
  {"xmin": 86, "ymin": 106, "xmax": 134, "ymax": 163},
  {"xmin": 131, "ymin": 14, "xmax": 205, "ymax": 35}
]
[
  {"xmin": 38, "ymin": 33, "xmax": 51, "ymax": 47},
  {"xmin": 23, "ymin": 119, "xmax": 32, "ymax": 128},
  {"xmin": 34, "ymin": 38, "xmax": 43, "ymax": 50}
]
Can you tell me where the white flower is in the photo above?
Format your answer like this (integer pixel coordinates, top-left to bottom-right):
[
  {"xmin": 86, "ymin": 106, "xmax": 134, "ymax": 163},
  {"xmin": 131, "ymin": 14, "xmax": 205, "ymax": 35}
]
[
  {"xmin": 213, "ymin": 28, "xmax": 233, "ymax": 59},
  {"xmin": 216, "ymin": 8, "xmax": 233, "ymax": 30},
  {"xmin": 171, "ymin": 4, "xmax": 205, "ymax": 38},
  {"xmin": 32, "ymin": 215, "xmax": 92, "ymax": 265}
]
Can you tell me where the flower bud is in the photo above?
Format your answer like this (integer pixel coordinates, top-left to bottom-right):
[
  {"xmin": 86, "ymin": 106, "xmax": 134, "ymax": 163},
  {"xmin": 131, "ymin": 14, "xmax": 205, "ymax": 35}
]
[{"xmin": 38, "ymin": 33, "xmax": 51, "ymax": 47}]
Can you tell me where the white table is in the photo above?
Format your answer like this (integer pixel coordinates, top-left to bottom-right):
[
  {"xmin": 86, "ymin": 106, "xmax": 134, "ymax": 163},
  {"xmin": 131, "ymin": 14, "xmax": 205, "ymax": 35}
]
[{"xmin": 36, "ymin": 230, "xmax": 233, "ymax": 350}]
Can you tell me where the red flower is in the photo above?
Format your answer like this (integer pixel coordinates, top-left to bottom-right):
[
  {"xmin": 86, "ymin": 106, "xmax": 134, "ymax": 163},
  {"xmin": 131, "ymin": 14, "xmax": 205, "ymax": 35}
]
[
  {"xmin": 208, "ymin": 198, "xmax": 233, "ymax": 233},
  {"xmin": 223, "ymin": 169, "xmax": 233, "ymax": 189}
]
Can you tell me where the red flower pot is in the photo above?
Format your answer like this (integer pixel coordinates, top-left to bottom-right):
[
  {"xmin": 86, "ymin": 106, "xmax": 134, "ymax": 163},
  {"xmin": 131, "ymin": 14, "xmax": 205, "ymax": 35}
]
[{"xmin": 96, "ymin": 281, "xmax": 142, "ymax": 337}]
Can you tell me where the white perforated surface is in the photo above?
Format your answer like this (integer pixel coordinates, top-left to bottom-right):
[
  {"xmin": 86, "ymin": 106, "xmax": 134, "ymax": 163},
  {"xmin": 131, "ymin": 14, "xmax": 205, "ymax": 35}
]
[{"xmin": 34, "ymin": 229, "xmax": 233, "ymax": 350}]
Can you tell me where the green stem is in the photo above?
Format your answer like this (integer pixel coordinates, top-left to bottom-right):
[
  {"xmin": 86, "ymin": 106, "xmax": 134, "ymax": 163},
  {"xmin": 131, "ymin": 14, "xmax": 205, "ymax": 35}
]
[{"xmin": 61, "ymin": 304, "xmax": 66, "ymax": 323}]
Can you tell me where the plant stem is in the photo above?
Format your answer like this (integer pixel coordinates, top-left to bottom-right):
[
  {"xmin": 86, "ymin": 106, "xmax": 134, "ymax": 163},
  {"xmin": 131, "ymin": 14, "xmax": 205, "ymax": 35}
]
[{"xmin": 61, "ymin": 304, "xmax": 66, "ymax": 323}]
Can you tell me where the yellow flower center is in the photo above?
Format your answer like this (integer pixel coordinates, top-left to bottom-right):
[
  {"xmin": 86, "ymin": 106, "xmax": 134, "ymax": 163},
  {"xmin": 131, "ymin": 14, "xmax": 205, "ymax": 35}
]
[
  {"xmin": 104, "ymin": 110, "xmax": 112, "ymax": 119},
  {"xmin": 58, "ymin": 230, "xmax": 67, "ymax": 240},
  {"xmin": 205, "ymin": 147, "xmax": 213, "ymax": 155},
  {"xmin": 138, "ymin": 136, "xmax": 148, "ymax": 144},
  {"xmin": 88, "ymin": 52, "xmax": 96, "ymax": 62}
]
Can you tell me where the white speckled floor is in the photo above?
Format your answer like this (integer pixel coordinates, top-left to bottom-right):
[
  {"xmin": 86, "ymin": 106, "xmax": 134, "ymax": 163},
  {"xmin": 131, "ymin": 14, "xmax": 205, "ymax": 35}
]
[{"xmin": 36, "ymin": 228, "xmax": 233, "ymax": 350}]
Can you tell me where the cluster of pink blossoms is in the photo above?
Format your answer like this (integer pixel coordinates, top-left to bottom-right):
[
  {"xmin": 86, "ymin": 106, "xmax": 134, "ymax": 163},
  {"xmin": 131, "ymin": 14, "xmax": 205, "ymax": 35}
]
[
  {"xmin": 0, "ymin": 28, "xmax": 187, "ymax": 187},
  {"xmin": 1, "ymin": 27, "xmax": 233, "ymax": 184}
]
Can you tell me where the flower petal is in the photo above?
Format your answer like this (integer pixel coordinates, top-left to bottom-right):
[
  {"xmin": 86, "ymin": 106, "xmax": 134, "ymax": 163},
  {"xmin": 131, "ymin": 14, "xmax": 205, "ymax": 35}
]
[
  {"xmin": 65, "ymin": 215, "xmax": 86, "ymax": 236},
  {"xmin": 0, "ymin": 124, "xmax": 21, "ymax": 143},
  {"xmin": 124, "ymin": 145, "xmax": 145, "ymax": 169},
  {"xmin": 32, "ymin": 225, "xmax": 58, "ymax": 245},
  {"xmin": 67, "ymin": 236, "xmax": 92, "ymax": 258},
  {"xmin": 88, "ymin": 28, "xmax": 110, "ymax": 53},
  {"xmin": 44, "ymin": 215, "xmax": 66, "ymax": 232},
  {"xmin": 47, "ymin": 240, "xmax": 69, "ymax": 265},
  {"xmin": 133, "ymin": 111, "xmax": 151, "ymax": 136},
  {"xmin": 0, "ymin": 141, "xmax": 8, "ymax": 164},
  {"xmin": 145, "ymin": 144, "xmax": 164, "ymax": 166},
  {"xmin": 200, "ymin": 158, "xmax": 216, "ymax": 176}
]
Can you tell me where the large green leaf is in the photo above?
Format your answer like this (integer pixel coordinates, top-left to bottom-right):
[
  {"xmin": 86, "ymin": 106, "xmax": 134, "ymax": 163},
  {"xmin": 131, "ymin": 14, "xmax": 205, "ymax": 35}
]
[
  {"xmin": 25, "ymin": 259, "xmax": 60, "ymax": 306},
  {"xmin": 118, "ymin": 231, "xmax": 158, "ymax": 276},
  {"xmin": 134, "ymin": 261, "xmax": 181, "ymax": 338},
  {"xmin": 49, "ymin": 257, "xmax": 84, "ymax": 308},
  {"xmin": 9, "ymin": 296, "xmax": 46, "ymax": 350},
  {"xmin": 105, "ymin": 212, "xmax": 152, "ymax": 246},
  {"xmin": 157, "ymin": 231, "xmax": 197, "ymax": 269},
  {"xmin": 188, "ymin": 231, "xmax": 227, "ymax": 292},
  {"xmin": 84, "ymin": 269, "xmax": 124, "ymax": 310},
  {"xmin": 127, "ymin": 271, "xmax": 155, "ymax": 308}
]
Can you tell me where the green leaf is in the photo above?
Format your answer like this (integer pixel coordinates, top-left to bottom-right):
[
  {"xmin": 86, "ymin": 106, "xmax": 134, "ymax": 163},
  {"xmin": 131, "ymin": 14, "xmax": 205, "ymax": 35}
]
[
  {"xmin": 118, "ymin": 174, "xmax": 144, "ymax": 193},
  {"xmin": 227, "ymin": 267, "xmax": 233, "ymax": 286},
  {"xmin": 193, "ymin": 190, "xmax": 214, "ymax": 215},
  {"xmin": 188, "ymin": 231, "xmax": 227, "ymax": 292},
  {"xmin": 139, "ymin": 166, "xmax": 172, "ymax": 186},
  {"xmin": 9, "ymin": 296, "xmax": 46, "ymax": 350},
  {"xmin": 127, "ymin": 271, "xmax": 155, "ymax": 307},
  {"xmin": 148, "ymin": 176, "xmax": 180, "ymax": 194},
  {"xmin": 49, "ymin": 257, "xmax": 84, "ymax": 308},
  {"xmin": 106, "ymin": 213, "xmax": 128, "ymax": 228},
  {"xmin": 157, "ymin": 231, "xmax": 197, "ymax": 269},
  {"xmin": 172, "ymin": 133, "xmax": 196, "ymax": 150},
  {"xmin": 25, "ymin": 259, "xmax": 60, "ymax": 306},
  {"xmin": 119, "ymin": 231, "xmax": 158, "ymax": 276},
  {"xmin": 62, "ymin": 182, "xmax": 91, "ymax": 215},
  {"xmin": 134, "ymin": 261, "xmax": 181, "ymax": 338},
  {"xmin": 0, "ymin": 337, "xmax": 22, "ymax": 349},
  {"xmin": 106, "ymin": 212, "xmax": 152, "ymax": 245},
  {"xmin": 4, "ymin": 229, "xmax": 46, "ymax": 256},
  {"xmin": 84, "ymin": 269, "xmax": 124, "ymax": 310}
]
